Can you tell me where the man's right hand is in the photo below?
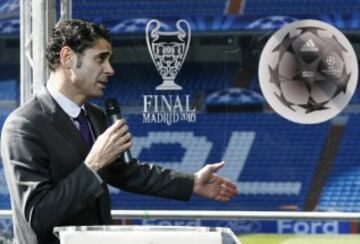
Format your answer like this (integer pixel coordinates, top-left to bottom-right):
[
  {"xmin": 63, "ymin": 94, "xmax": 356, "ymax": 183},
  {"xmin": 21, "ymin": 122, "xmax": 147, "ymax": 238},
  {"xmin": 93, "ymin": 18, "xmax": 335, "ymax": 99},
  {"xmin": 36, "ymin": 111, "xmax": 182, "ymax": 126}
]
[{"xmin": 85, "ymin": 119, "xmax": 132, "ymax": 171}]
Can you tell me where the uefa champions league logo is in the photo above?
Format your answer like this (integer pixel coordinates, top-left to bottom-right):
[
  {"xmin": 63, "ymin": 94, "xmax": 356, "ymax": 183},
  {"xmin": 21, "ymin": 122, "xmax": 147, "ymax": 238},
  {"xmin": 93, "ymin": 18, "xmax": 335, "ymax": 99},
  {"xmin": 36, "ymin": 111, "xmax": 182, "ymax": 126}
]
[
  {"xmin": 142, "ymin": 19, "xmax": 196, "ymax": 126},
  {"xmin": 259, "ymin": 20, "xmax": 358, "ymax": 124},
  {"xmin": 146, "ymin": 19, "xmax": 191, "ymax": 90}
]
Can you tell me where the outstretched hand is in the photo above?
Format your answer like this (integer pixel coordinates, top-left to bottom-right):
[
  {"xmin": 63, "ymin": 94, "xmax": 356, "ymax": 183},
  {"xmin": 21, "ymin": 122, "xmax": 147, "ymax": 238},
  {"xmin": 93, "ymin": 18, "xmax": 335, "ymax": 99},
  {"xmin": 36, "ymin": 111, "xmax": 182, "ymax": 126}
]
[{"xmin": 193, "ymin": 161, "xmax": 238, "ymax": 202}]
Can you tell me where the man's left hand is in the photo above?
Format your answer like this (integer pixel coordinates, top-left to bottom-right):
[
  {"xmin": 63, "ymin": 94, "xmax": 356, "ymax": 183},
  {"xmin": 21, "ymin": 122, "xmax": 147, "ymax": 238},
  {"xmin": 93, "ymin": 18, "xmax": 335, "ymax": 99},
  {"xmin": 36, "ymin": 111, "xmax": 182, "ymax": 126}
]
[{"xmin": 193, "ymin": 161, "xmax": 238, "ymax": 202}]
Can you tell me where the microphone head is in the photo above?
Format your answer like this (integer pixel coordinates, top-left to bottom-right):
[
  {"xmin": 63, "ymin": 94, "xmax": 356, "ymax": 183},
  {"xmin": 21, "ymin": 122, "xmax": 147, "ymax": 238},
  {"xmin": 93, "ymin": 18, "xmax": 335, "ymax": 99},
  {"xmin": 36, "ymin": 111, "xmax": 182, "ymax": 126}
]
[{"xmin": 105, "ymin": 98, "xmax": 121, "ymax": 116}]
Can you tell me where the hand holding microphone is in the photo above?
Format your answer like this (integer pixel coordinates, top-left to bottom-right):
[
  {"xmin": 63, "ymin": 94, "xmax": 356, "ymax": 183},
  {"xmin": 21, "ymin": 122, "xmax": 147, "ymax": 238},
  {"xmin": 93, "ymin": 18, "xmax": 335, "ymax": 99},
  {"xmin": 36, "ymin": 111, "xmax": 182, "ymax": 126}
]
[
  {"xmin": 104, "ymin": 98, "xmax": 133, "ymax": 163},
  {"xmin": 84, "ymin": 98, "xmax": 132, "ymax": 171}
]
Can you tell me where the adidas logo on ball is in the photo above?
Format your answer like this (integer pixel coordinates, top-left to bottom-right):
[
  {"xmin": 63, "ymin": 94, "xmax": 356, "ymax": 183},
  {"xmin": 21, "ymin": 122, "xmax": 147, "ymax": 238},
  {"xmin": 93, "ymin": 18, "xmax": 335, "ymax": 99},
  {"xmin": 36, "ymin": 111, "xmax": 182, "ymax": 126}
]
[{"xmin": 300, "ymin": 39, "xmax": 319, "ymax": 52}]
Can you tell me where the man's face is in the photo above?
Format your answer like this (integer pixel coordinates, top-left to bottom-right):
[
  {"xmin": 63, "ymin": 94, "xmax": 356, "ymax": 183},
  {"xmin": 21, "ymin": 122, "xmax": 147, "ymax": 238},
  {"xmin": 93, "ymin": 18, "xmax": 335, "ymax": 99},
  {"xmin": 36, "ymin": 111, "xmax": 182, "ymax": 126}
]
[{"xmin": 70, "ymin": 38, "xmax": 114, "ymax": 99}]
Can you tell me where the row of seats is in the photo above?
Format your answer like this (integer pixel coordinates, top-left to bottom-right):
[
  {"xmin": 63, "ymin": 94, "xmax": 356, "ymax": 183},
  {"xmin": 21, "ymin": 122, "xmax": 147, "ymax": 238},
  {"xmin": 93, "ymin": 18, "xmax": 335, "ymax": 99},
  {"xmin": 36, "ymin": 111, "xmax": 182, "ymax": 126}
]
[
  {"xmin": 0, "ymin": 111, "xmax": 330, "ymax": 211},
  {"xmin": 3, "ymin": 0, "xmax": 360, "ymax": 20},
  {"xmin": 109, "ymin": 113, "xmax": 329, "ymax": 210},
  {"xmin": 71, "ymin": 0, "xmax": 360, "ymax": 18},
  {"xmin": 0, "ymin": 80, "xmax": 17, "ymax": 100},
  {"xmin": 1, "ymin": 0, "xmax": 360, "ymax": 37},
  {"xmin": 92, "ymin": 63, "xmax": 237, "ymax": 106},
  {"xmin": 244, "ymin": 0, "xmax": 360, "ymax": 15},
  {"xmin": 317, "ymin": 114, "xmax": 360, "ymax": 212},
  {"xmin": 72, "ymin": 0, "xmax": 227, "ymax": 19},
  {"xmin": 0, "ymin": 94, "xmax": 359, "ymax": 211},
  {"xmin": 2, "ymin": 61, "xmax": 360, "ymax": 107}
]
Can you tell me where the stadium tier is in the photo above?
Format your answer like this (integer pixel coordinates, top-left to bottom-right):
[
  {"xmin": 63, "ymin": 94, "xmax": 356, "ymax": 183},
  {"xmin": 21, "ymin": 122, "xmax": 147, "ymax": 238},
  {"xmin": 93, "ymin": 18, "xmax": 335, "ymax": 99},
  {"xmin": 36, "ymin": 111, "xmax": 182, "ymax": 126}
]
[
  {"xmin": 0, "ymin": 64, "xmax": 20, "ymax": 101},
  {"xmin": 71, "ymin": 0, "xmax": 360, "ymax": 19},
  {"xmin": 3, "ymin": 1, "xmax": 360, "ymax": 35},
  {"xmin": 0, "ymin": 80, "xmax": 17, "ymax": 101},
  {"xmin": 3, "ymin": 0, "xmax": 360, "ymax": 20},
  {"xmin": 0, "ymin": 113, "xmax": 9, "ymax": 209},
  {"xmin": 1, "ymin": 0, "xmax": 360, "ymax": 242},
  {"xmin": 0, "ymin": 113, "xmax": 332, "ymax": 211},
  {"xmin": 73, "ymin": 0, "xmax": 227, "ymax": 19},
  {"xmin": 317, "ymin": 114, "xmax": 360, "ymax": 212},
  {"xmin": 244, "ymin": 0, "xmax": 360, "ymax": 15},
  {"xmin": 349, "ymin": 83, "xmax": 360, "ymax": 104},
  {"xmin": 108, "ymin": 113, "xmax": 330, "ymax": 211},
  {"xmin": 91, "ymin": 63, "xmax": 237, "ymax": 106}
]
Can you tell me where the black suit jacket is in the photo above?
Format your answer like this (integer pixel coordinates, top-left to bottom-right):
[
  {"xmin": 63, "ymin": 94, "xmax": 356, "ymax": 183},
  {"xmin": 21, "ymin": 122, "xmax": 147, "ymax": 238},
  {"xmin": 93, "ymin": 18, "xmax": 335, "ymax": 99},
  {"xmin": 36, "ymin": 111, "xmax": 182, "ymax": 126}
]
[{"xmin": 1, "ymin": 88, "xmax": 194, "ymax": 244}]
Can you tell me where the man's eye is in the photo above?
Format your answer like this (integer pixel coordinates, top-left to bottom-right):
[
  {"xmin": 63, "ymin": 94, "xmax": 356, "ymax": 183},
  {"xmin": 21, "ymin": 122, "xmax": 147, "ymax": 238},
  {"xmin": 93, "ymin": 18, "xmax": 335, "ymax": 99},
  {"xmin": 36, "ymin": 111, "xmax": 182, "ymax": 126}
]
[{"xmin": 97, "ymin": 57, "xmax": 105, "ymax": 63}]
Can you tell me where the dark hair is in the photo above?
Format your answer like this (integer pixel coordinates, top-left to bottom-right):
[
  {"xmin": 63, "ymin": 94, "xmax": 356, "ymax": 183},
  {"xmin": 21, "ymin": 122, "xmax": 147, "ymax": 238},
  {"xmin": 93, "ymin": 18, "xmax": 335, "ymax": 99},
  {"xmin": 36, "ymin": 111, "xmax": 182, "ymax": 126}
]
[{"xmin": 46, "ymin": 19, "xmax": 111, "ymax": 71}]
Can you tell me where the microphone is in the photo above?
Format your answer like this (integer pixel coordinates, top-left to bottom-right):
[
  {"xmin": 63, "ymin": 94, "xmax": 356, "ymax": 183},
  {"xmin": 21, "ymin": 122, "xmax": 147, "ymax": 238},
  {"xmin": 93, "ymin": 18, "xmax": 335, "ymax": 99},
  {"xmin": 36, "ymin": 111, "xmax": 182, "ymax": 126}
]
[{"xmin": 105, "ymin": 98, "xmax": 132, "ymax": 163}]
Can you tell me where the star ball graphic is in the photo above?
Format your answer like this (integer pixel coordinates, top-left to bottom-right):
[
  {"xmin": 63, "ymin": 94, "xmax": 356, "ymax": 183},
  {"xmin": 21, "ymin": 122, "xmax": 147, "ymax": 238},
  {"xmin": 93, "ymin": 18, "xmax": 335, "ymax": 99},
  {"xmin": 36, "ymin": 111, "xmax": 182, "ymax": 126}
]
[{"xmin": 259, "ymin": 19, "xmax": 358, "ymax": 124}]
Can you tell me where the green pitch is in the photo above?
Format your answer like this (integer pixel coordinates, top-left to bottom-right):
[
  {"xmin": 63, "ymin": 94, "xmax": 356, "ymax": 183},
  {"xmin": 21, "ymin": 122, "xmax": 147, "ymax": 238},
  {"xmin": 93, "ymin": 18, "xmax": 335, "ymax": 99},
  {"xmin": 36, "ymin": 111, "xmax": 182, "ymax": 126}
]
[{"xmin": 238, "ymin": 234, "xmax": 360, "ymax": 244}]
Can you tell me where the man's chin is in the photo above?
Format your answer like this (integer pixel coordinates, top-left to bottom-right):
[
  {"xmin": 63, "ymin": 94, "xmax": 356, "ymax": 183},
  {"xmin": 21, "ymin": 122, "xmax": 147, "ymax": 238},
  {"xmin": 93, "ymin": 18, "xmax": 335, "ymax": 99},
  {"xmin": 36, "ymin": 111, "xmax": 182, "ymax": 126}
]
[{"xmin": 88, "ymin": 90, "xmax": 105, "ymax": 99}]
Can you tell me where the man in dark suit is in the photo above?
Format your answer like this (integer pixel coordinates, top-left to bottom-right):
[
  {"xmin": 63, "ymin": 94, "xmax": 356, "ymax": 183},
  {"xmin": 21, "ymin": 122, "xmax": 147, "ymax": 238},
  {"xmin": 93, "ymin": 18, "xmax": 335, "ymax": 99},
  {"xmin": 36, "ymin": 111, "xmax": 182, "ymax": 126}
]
[{"xmin": 1, "ymin": 19, "xmax": 237, "ymax": 244}]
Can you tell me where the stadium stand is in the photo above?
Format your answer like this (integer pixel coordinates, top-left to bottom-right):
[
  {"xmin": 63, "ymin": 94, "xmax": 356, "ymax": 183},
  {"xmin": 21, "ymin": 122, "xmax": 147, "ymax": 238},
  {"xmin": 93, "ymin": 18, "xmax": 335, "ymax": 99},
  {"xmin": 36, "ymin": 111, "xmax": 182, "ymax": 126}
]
[
  {"xmin": 243, "ymin": 0, "xmax": 360, "ymax": 15},
  {"xmin": 0, "ymin": 113, "xmax": 10, "ymax": 209},
  {"xmin": 349, "ymin": 83, "xmax": 360, "ymax": 104},
  {"xmin": 317, "ymin": 114, "xmax": 360, "ymax": 212},
  {"xmin": 0, "ymin": 64, "xmax": 19, "ymax": 101},
  {"xmin": 91, "ymin": 62, "xmax": 237, "ymax": 107},
  {"xmin": 205, "ymin": 88, "xmax": 265, "ymax": 112},
  {"xmin": 1, "ymin": 0, "xmax": 360, "ymax": 242},
  {"xmin": 71, "ymin": 0, "xmax": 360, "ymax": 19},
  {"xmin": 72, "ymin": 0, "xmax": 227, "ymax": 19},
  {"xmin": 0, "ymin": 113, "xmax": 330, "ymax": 211},
  {"xmin": 3, "ymin": 0, "xmax": 360, "ymax": 35},
  {"xmin": 0, "ymin": 64, "xmax": 18, "ymax": 211},
  {"xmin": 0, "ymin": 80, "xmax": 17, "ymax": 101},
  {"xmin": 110, "ymin": 113, "xmax": 330, "ymax": 211}
]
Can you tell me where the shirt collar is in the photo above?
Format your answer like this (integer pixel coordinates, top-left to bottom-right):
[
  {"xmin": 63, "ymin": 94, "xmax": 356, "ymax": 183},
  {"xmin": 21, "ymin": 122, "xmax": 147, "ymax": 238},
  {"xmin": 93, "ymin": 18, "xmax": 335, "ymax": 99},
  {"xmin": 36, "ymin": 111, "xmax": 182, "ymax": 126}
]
[{"xmin": 46, "ymin": 82, "xmax": 85, "ymax": 118}]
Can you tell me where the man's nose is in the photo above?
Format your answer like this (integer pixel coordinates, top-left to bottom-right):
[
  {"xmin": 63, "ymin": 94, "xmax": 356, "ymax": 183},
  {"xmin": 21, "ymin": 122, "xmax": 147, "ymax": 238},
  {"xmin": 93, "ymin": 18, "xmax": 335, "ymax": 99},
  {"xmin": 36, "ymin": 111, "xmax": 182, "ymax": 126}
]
[{"xmin": 105, "ymin": 62, "xmax": 115, "ymax": 76}]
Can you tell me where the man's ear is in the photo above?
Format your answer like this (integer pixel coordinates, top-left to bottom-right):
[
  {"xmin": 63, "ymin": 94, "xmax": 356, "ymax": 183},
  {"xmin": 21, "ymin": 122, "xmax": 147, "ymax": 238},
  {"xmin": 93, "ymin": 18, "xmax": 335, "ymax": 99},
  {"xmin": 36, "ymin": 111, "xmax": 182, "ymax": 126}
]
[{"xmin": 59, "ymin": 46, "xmax": 75, "ymax": 69}]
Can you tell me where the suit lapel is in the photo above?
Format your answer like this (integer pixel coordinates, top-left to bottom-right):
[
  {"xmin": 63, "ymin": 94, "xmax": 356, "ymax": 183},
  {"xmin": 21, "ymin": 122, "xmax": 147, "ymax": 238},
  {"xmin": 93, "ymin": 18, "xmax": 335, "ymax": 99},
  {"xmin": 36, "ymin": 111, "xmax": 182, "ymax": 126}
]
[
  {"xmin": 85, "ymin": 103, "xmax": 107, "ymax": 138},
  {"xmin": 36, "ymin": 87, "xmax": 89, "ymax": 159}
]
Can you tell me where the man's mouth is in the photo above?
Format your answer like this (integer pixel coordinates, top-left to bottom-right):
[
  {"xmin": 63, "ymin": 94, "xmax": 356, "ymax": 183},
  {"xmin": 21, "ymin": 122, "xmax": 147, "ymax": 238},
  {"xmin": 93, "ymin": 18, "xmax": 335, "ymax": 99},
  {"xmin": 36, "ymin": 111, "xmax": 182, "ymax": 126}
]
[{"xmin": 97, "ymin": 80, "xmax": 107, "ymax": 88}]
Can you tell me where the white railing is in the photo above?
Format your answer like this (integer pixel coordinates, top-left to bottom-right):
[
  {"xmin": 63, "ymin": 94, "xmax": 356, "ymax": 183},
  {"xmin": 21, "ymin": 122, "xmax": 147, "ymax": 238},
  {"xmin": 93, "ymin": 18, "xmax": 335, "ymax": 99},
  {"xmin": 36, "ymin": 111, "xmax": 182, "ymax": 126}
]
[
  {"xmin": 1, "ymin": 210, "xmax": 359, "ymax": 221},
  {"xmin": 110, "ymin": 210, "xmax": 360, "ymax": 220}
]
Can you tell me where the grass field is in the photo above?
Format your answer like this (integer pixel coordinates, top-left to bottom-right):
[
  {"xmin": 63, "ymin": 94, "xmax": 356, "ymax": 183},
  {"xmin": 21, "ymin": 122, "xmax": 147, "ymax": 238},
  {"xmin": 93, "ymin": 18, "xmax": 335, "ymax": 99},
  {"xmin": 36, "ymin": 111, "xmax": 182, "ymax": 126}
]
[{"xmin": 238, "ymin": 234, "xmax": 360, "ymax": 244}]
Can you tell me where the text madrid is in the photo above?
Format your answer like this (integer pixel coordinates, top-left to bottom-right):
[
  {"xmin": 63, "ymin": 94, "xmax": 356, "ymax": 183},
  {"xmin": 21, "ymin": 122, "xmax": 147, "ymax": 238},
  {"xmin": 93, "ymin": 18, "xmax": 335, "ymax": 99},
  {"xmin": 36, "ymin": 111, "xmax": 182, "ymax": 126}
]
[{"xmin": 142, "ymin": 95, "xmax": 197, "ymax": 125}]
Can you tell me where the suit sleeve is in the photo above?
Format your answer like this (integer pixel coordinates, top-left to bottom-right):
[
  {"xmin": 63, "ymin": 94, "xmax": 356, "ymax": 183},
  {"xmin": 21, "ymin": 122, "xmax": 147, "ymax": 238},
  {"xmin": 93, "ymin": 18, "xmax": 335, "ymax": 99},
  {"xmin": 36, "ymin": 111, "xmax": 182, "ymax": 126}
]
[
  {"xmin": 1, "ymin": 115, "xmax": 104, "ymax": 236},
  {"xmin": 106, "ymin": 159, "xmax": 195, "ymax": 201},
  {"xmin": 90, "ymin": 104, "xmax": 195, "ymax": 201}
]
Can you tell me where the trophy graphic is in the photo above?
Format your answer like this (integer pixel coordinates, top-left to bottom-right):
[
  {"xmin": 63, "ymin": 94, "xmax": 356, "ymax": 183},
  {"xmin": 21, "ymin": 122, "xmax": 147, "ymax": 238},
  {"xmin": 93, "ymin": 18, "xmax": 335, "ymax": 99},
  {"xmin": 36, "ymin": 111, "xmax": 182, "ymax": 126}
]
[{"xmin": 146, "ymin": 19, "xmax": 191, "ymax": 90}]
